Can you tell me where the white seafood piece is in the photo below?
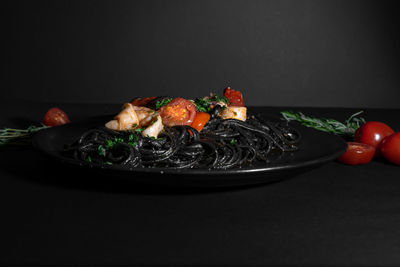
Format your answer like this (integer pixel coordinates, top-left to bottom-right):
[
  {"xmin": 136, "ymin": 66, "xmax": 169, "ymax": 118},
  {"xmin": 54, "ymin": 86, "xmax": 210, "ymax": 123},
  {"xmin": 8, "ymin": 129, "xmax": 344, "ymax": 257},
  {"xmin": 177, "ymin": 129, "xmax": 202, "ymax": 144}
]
[
  {"xmin": 105, "ymin": 103, "xmax": 139, "ymax": 131},
  {"xmin": 218, "ymin": 106, "xmax": 247, "ymax": 121},
  {"xmin": 133, "ymin": 106, "xmax": 156, "ymax": 126},
  {"xmin": 142, "ymin": 115, "xmax": 164, "ymax": 138}
]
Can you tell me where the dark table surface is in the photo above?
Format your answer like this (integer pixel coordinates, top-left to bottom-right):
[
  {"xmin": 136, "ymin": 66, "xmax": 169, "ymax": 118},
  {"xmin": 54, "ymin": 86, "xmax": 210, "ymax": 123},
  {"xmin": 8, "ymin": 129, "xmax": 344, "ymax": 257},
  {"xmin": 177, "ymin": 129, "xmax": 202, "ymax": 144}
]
[{"xmin": 1, "ymin": 103, "xmax": 400, "ymax": 266}]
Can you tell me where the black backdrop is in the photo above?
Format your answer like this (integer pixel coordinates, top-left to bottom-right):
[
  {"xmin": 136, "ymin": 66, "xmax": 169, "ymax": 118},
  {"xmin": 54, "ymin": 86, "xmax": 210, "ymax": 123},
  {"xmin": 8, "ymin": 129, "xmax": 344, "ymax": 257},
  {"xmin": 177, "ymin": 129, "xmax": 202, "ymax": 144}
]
[{"xmin": 4, "ymin": 0, "xmax": 400, "ymax": 108}]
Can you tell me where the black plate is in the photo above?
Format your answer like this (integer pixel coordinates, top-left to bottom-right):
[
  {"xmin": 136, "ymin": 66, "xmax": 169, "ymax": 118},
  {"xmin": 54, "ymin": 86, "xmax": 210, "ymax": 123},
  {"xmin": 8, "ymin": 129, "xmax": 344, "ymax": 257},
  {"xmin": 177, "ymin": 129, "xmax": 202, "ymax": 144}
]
[{"xmin": 32, "ymin": 115, "xmax": 346, "ymax": 187}]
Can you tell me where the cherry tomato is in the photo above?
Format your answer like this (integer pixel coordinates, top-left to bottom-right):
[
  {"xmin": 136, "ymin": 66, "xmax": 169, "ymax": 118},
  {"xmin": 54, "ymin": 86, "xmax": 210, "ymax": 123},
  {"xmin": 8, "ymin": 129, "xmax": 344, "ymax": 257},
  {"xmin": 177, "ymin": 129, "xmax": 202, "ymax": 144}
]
[
  {"xmin": 130, "ymin": 97, "xmax": 156, "ymax": 106},
  {"xmin": 190, "ymin": 112, "xmax": 210, "ymax": 132},
  {"xmin": 159, "ymin": 98, "xmax": 197, "ymax": 126},
  {"xmin": 354, "ymin": 122, "xmax": 394, "ymax": 154},
  {"xmin": 380, "ymin": 132, "xmax": 400, "ymax": 165},
  {"xmin": 337, "ymin": 142, "xmax": 375, "ymax": 165},
  {"xmin": 43, "ymin": 107, "xmax": 70, "ymax": 126},
  {"xmin": 224, "ymin": 87, "xmax": 244, "ymax": 107}
]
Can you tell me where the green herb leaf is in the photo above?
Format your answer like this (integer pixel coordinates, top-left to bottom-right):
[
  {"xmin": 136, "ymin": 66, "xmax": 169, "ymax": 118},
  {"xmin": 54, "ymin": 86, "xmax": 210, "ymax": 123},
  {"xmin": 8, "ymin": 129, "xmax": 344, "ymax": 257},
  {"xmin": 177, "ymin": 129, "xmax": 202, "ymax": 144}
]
[
  {"xmin": 105, "ymin": 139, "xmax": 114, "ymax": 148},
  {"xmin": 155, "ymin": 98, "xmax": 172, "ymax": 109},
  {"xmin": 128, "ymin": 141, "xmax": 137, "ymax": 147},
  {"xmin": 97, "ymin": 145, "xmax": 106, "ymax": 157}
]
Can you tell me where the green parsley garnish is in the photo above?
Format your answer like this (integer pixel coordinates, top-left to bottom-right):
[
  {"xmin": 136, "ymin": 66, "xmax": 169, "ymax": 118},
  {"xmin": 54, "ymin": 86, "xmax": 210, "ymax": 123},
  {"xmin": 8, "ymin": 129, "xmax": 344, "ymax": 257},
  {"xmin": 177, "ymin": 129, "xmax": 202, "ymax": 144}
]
[
  {"xmin": 194, "ymin": 98, "xmax": 211, "ymax": 112},
  {"xmin": 230, "ymin": 139, "xmax": 236, "ymax": 145},
  {"xmin": 105, "ymin": 139, "xmax": 114, "ymax": 148},
  {"xmin": 211, "ymin": 94, "xmax": 229, "ymax": 104},
  {"xmin": 87, "ymin": 156, "xmax": 92, "ymax": 163},
  {"xmin": 194, "ymin": 94, "xmax": 230, "ymax": 112},
  {"xmin": 97, "ymin": 145, "xmax": 106, "ymax": 157},
  {"xmin": 155, "ymin": 98, "xmax": 172, "ymax": 109}
]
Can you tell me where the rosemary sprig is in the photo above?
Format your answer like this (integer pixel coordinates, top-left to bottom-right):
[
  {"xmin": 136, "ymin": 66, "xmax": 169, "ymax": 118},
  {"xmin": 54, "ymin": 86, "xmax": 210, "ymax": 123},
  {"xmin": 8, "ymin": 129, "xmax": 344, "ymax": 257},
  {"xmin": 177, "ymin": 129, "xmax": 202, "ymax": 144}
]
[
  {"xmin": 281, "ymin": 110, "xmax": 366, "ymax": 137},
  {"xmin": 0, "ymin": 125, "xmax": 49, "ymax": 146}
]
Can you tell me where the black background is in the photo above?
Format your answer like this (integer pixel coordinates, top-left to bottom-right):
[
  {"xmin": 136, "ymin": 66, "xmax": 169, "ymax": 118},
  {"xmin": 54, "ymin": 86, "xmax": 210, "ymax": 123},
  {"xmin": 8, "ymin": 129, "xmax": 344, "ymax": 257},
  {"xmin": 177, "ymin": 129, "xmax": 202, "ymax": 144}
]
[{"xmin": 4, "ymin": 0, "xmax": 400, "ymax": 108}]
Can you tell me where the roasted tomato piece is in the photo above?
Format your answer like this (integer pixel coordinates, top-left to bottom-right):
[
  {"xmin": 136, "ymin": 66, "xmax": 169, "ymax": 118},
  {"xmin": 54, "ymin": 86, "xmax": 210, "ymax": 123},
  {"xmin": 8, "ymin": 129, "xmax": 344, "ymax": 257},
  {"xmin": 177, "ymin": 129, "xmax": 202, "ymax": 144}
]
[
  {"xmin": 224, "ymin": 87, "xmax": 244, "ymax": 107},
  {"xmin": 43, "ymin": 107, "xmax": 70, "ymax": 126},
  {"xmin": 159, "ymin": 98, "xmax": 196, "ymax": 126},
  {"xmin": 130, "ymin": 97, "xmax": 156, "ymax": 106},
  {"xmin": 337, "ymin": 142, "xmax": 375, "ymax": 165},
  {"xmin": 190, "ymin": 112, "xmax": 210, "ymax": 132}
]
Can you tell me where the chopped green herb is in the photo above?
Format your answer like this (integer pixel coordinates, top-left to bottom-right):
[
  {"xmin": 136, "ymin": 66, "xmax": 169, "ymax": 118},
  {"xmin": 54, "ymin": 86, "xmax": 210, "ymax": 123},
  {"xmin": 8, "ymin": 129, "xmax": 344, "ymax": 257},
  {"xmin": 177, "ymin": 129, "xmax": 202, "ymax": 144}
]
[
  {"xmin": 132, "ymin": 123, "xmax": 137, "ymax": 128},
  {"xmin": 194, "ymin": 94, "xmax": 229, "ymax": 112},
  {"xmin": 230, "ymin": 139, "xmax": 236, "ymax": 145},
  {"xmin": 194, "ymin": 98, "xmax": 212, "ymax": 112},
  {"xmin": 155, "ymin": 98, "xmax": 172, "ymax": 109},
  {"xmin": 105, "ymin": 161, "xmax": 113, "ymax": 165},
  {"xmin": 135, "ymin": 128, "xmax": 145, "ymax": 133},
  {"xmin": 211, "ymin": 94, "xmax": 229, "ymax": 104},
  {"xmin": 105, "ymin": 139, "xmax": 114, "ymax": 148},
  {"xmin": 128, "ymin": 141, "xmax": 138, "ymax": 147},
  {"xmin": 97, "ymin": 145, "xmax": 106, "ymax": 157},
  {"xmin": 87, "ymin": 156, "xmax": 92, "ymax": 163},
  {"xmin": 114, "ymin": 137, "xmax": 124, "ymax": 143}
]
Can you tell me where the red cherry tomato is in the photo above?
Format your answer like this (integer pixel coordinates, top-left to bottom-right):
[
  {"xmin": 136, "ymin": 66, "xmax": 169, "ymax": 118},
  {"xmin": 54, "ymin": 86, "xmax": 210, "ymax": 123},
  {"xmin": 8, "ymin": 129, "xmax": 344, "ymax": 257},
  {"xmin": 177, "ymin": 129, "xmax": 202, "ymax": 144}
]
[
  {"xmin": 224, "ymin": 87, "xmax": 244, "ymax": 107},
  {"xmin": 130, "ymin": 97, "xmax": 156, "ymax": 106},
  {"xmin": 43, "ymin": 107, "xmax": 70, "ymax": 126},
  {"xmin": 380, "ymin": 132, "xmax": 400, "ymax": 165},
  {"xmin": 159, "ymin": 98, "xmax": 197, "ymax": 126},
  {"xmin": 190, "ymin": 112, "xmax": 210, "ymax": 132},
  {"xmin": 337, "ymin": 142, "xmax": 375, "ymax": 165},
  {"xmin": 354, "ymin": 122, "xmax": 394, "ymax": 155}
]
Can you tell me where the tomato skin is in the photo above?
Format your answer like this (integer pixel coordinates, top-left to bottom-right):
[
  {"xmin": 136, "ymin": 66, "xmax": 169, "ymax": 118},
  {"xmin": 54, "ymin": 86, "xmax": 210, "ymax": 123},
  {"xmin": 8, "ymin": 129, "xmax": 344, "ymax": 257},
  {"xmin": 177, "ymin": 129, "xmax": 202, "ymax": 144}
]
[
  {"xmin": 337, "ymin": 142, "xmax": 375, "ymax": 165},
  {"xmin": 159, "ymin": 98, "xmax": 197, "ymax": 126},
  {"xmin": 354, "ymin": 122, "xmax": 394, "ymax": 156},
  {"xmin": 43, "ymin": 107, "xmax": 70, "ymax": 126},
  {"xmin": 190, "ymin": 112, "xmax": 210, "ymax": 132},
  {"xmin": 224, "ymin": 87, "xmax": 244, "ymax": 107},
  {"xmin": 380, "ymin": 132, "xmax": 400, "ymax": 165},
  {"xmin": 130, "ymin": 97, "xmax": 156, "ymax": 106}
]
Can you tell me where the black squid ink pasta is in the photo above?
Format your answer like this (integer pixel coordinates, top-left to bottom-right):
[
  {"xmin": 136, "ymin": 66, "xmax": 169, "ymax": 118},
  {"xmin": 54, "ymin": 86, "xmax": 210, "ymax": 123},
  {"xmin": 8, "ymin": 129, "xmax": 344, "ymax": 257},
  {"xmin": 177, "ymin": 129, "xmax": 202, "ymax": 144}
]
[{"xmin": 63, "ymin": 89, "xmax": 301, "ymax": 169}]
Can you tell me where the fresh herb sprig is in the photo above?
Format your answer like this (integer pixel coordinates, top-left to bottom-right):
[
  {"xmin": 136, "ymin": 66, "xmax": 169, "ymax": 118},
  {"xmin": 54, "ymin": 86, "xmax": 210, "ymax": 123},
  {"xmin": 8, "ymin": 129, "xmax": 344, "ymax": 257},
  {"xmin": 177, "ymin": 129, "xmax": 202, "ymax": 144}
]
[
  {"xmin": 281, "ymin": 110, "xmax": 365, "ymax": 137},
  {"xmin": 0, "ymin": 125, "xmax": 49, "ymax": 146}
]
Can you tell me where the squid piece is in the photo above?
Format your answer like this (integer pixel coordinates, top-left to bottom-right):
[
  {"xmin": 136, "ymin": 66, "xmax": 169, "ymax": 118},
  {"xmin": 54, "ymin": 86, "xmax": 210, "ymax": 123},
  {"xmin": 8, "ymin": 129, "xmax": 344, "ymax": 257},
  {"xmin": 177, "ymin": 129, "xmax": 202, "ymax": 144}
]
[
  {"xmin": 218, "ymin": 106, "xmax": 247, "ymax": 121},
  {"xmin": 133, "ymin": 106, "xmax": 156, "ymax": 126},
  {"xmin": 105, "ymin": 103, "xmax": 163, "ymax": 138},
  {"xmin": 105, "ymin": 103, "xmax": 139, "ymax": 131},
  {"xmin": 142, "ymin": 115, "xmax": 164, "ymax": 138}
]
